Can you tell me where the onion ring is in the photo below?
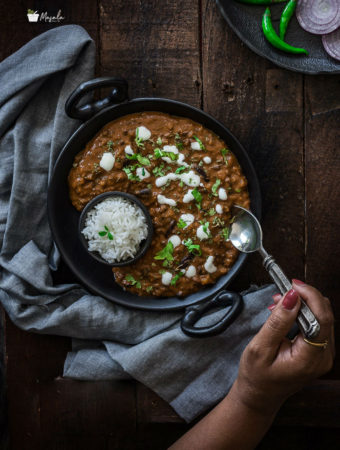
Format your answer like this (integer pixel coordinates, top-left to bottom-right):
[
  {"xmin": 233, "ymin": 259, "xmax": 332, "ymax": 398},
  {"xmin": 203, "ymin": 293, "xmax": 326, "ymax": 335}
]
[
  {"xmin": 322, "ymin": 27, "xmax": 340, "ymax": 61},
  {"xmin": 296, "ymin": 0, "xmax": 340, "ymax": 35}
]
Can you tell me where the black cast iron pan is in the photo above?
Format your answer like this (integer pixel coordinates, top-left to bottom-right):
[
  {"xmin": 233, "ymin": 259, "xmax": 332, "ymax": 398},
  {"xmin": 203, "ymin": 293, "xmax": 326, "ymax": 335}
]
[{"xmin": 48, "ymin": 77, "xmax": 261, "ymax": 337}]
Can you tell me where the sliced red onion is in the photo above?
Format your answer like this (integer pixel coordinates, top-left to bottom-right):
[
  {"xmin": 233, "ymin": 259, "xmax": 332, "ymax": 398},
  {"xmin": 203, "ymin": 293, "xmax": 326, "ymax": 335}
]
[
  {"xmin": 322, "ymin": 27, "xmax": 340, "ymax": 61},
  {"xmin": 296, "ymin": 0, "xmax": 340, "ymax": 35}
]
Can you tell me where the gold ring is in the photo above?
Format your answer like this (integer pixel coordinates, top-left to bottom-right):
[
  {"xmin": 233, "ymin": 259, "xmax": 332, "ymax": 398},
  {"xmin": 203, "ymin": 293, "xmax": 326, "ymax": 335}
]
[{"xmin": 303, "ymin": 338, "xmax": 328, "ymax": 349}]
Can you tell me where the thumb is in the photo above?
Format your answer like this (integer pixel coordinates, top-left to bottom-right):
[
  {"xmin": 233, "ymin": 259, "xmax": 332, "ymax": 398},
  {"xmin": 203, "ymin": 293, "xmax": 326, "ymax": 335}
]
[{"xmin": 254, "ymin": 289, "xmax": 300, "ymax": 360}]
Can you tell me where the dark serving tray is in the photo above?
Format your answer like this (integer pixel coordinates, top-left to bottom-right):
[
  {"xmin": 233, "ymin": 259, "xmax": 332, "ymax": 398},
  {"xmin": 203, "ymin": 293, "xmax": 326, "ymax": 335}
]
[{"xmin": 216, "ymin": 0, "xmax": 340, "ymax": 75}]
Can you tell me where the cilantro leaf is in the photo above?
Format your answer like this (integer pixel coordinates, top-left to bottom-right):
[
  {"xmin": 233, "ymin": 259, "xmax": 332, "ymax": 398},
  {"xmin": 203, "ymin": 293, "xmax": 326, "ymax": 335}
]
[
  {"xmin": 221, "ymin": 148, "xmax": 229, "ymax": 165},
  {"xmin": 191, "ymin": 188, "xmax": 202, "ymax": 206},
  {"xmin": 177, "ymin": 219, "xmax": 187, "ymax": 229},
  {"xmin": 154, "ymin": 241, "xmax": 174, "ymax": 261},
  {"xmin": 221, "ymin": 227, "xmax": 230, "ymax": 241},
  {"xmin": 125, "ymin": 274, "xmax": 141, "ymax": 289},
  {"xmin": 171, "ymin": 271, "xmax": 184, "ymax": 286},
  {"xmin": 212, "ymin": 179, "xmax": 221, "ymax": 196},
  {"xmin": 183, "ymin": 239, "xmax": 202, "ymax": 256},
  {"xmin": 175, "ymin": 166, "xmax": 187, "ymax": 174},
  {"xmin": 123, "ymin": 166, "xmax": 141, "ymax": 181},
  {"xmin": 154, "ymin": 148, "xmax": 178, "ymax": 161},
  {"xmin": 136, "ymin": 154, "xmax": 150, "ymax": 166},
  {"xmin": 175, "ymin": 133, "xmax": 184, "ymax": 151},
  {"xmin": 193, "ymin": 135, "xmax": 205, "ymax": 150},
  {"xmin": 135, "ymin": 128, "xmax": 144, "ymax": 148},
  {"xmin": 152, "ymin": 164, "xmax": 165, "ymax": 177}
]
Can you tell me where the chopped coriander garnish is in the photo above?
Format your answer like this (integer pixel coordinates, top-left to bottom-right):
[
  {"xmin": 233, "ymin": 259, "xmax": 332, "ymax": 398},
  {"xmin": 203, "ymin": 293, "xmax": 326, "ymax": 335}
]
[
  {"xmin": 212, "ymin": 179, "xmax": 221, "ymax": 196},
  {"xmin": 221, "ymin": 227, "xmax": 230, "ymax": 241},
  {"xmin": 179, "ymin": 180, "xmax": 184, "ymax": 187},
  {"xmin": 98, "ymin": 225, "xmax": 114, "ymax": 240},
  {"xmin": 153, "ymin": 164, "xmax": 165, "ymax": 177},
  {"xmin": 147, "ymin": 183, "xmax": 152, "ymax": 189},
  {"xmin": 125, "ymin": 274, "xmax": 141, "ymax": 289},
  {"xmin": 234, "ymin": 188, "xmax": 241, "ymax": 193},
  {"xmin": 157, "ymin": 137, "xmax": 162, "ymax": 146},
  {"xmin": 159, "ymin": 269, "xmax": 166, "ymax": 274},
  {"xmin": 171, "ymin": 271, "xmax": 184, "ymax": 286},
  {"xmin": 107, "ymin": 140, "xmax": 114, "ymax": 152},
  {"xmin": 146, "ymin": 286, "xmax": 153, "ymax": 293},
  {"xmin": 154, "ymin": 241, "xmax": 174, "ymax": 261},
  {"xmin": 175, "ymin": 133, "xmax": 184, "ymax": 151},
  {"xmin": 123, "ymin": 166, "xmax": 140, "ymax": 181},
  {"xmin": 208, "ymin": 208, "xmax": 215, "ymax": 216},
  {"xmin": 126, "ymin": 153, "xmax": 137, "ymax": 160},
  {"xmin": 137, "ymin": 154, "xmax": 150, "ymax": 166},
  {"xmin": 154, "ymin": 148, "xmax": 179, "ymax": 161},
  {"xmin": 193, "ymin": 135, "xmax": 205, "ymax": 150},
  {"xmin": 175, "ymin": 166, "xmax": 187, "ymax": 174},
  {"xmin": 177, "ymin": 218, "xmax": 187, "ymax": 229},
  {"xmin": 154, "ymin": 148, "xmax": 163, "ymax": 158},
  {"xmin": 142, "ymin": 167, "xmax": 146, "ymax": 176},
  {"xmin": 183, "ymin": 239, "xmax": 202, "ymax": 256},
  {"xmin": 212, "ymin": 217, "xmax": 225, "ymax": 227},
  {"xmin": 202, "ymin": 221, "xmax": 211, "ymax": 238},
  {"xmin": 191, "ymin": 188, "xmax": 202, "ymax": 207},
  {"xmin": 135, "ymin": 128, "xmax": 144, "ymax": 148},
  {"xmin": 220, "ymin": 148, "xmax": 229, "ymax": 165},
  {"xmin": 126, "ymin": 152, "xmax": 150, "ymax": 166}
]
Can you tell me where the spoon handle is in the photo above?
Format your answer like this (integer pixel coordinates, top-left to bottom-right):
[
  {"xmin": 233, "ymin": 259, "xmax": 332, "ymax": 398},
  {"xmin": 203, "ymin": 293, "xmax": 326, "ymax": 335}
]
[{"xmin": 263, "ymin": 255, "xmax": 320, "ymax": 339}]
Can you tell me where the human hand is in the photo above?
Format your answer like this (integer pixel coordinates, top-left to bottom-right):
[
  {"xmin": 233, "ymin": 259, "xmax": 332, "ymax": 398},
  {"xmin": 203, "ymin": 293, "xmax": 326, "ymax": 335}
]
[{"xmin": 232, "ymin": 280, "xmax": 335, "ymax": 417}]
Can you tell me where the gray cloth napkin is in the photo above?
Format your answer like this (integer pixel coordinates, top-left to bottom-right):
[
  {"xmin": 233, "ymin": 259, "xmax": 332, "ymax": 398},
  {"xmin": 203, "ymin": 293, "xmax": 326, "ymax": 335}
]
[{"xmin": 0, "ymin": 25, "xmax": 275, "ymax": 423}]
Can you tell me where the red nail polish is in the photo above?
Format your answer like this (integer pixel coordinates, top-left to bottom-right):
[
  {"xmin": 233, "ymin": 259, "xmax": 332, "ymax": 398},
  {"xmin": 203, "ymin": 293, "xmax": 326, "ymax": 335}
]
[
  {"xmin": 267, "ymin": 303, "xmax": 276, "ymax": 311},
  {"xmin": 292, "ymin": 279, "xmax": 305, "ymax": 286},
  {"xmin": 283, "ymin": 289, "xmax": 299, "ymax": 310}
]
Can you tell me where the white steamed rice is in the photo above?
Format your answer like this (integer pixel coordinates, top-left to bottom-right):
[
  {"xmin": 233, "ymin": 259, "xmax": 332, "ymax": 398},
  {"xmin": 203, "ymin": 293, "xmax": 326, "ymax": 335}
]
[{"xmin": 82, "ymin": 197, "xmax": 149, "ymax": 263}]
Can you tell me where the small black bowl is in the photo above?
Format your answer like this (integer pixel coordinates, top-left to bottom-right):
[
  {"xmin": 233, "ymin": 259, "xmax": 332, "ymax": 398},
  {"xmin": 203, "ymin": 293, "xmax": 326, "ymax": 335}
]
[{"xmin": 78, "ymin": 191, "xmax": 153, "ymax": 266}]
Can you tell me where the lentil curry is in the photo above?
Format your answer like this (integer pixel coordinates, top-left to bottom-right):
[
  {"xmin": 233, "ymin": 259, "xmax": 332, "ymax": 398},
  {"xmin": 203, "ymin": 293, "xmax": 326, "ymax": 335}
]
[{"xmin": 68, "ymin": 112, "xmax": 250, "ymax": 297}]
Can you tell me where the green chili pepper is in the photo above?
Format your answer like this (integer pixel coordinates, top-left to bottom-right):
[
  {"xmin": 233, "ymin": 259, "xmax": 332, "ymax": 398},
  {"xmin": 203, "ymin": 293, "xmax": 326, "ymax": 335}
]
[
  {"xmin": 236, "ymin": 0, "xmax": 286, "ymax": 4},
  {"xmin": 262, "ymin": 8, "xmax": 308, "ymax": 55},
  {"xmin": 279, "ymin": 0, "xmax": 297, "ymax": 41}
]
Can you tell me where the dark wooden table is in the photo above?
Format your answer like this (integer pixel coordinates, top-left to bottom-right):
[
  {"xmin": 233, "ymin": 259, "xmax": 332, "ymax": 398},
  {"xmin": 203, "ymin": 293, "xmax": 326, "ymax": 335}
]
[{"xmin": 1, "ymin": 1, "xmax": 340, "ymax": 449}]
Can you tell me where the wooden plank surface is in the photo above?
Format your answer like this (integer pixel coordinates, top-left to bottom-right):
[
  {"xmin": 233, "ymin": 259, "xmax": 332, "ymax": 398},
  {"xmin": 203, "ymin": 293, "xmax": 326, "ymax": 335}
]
[
  {"xmin": 99, "ymin": 0, "xmax": 202, "ymax": 104},
  {"xmin": 304, "ymin": 75, "xmax": 340, "ymax": 376},
  {"xmin": 1, "ymin": 0, "xmax": 340, "ymax": 449},
  {"xmin": 201, "ymin": 0, "xmax": 305, "ymax": 291}
]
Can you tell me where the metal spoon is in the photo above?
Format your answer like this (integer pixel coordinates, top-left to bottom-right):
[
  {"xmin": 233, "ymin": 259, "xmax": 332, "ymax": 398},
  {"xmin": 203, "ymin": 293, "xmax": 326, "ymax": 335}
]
[{"xmin": 229, "ymin": 205, "xmax": 320, "ymax": 339}]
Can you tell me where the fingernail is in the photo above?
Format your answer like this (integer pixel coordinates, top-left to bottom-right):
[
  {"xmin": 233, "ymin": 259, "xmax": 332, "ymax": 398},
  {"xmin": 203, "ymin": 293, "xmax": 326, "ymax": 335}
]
[
  {"xmin": 272, "ymin": 294, "xmax": 281, "ymax": 301},
  {"xmin": 282, "ymin": 289, "xmax": 299, "ymax": 310},
  {"xmin": 292, "ymin": 279, "xmax": 305, "ymax": 286},
  {"xmin": 267, "ymin": 303, "xmax": 276, "ymax": 311}
]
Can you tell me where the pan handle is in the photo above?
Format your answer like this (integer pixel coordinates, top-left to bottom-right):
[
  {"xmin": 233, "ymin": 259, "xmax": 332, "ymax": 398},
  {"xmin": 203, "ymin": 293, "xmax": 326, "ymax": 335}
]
[
  {"xmin": 65, "ymin": 77, "xmax": 129, "ymax": 121},
  {"xmin": 181, "ymin": 290, "xmax": 243, "ymax": 338}
]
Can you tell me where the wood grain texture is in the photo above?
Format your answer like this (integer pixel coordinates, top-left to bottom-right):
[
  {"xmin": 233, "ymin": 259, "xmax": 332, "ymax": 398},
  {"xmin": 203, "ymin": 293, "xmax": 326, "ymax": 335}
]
[
  {"xmin": 99, "ymin": 0, "xmax": 201, "ymax": 105},
  {"xmin": 201, "ymin": 0, "xmax": 305, "ymax": 292},
  {"xmin": 304, "ymin": 74, "xmax": 340, "ymax": 377}
]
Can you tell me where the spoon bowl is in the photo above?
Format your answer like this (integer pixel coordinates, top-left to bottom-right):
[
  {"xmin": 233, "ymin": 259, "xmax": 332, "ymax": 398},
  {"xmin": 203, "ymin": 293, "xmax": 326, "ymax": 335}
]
[{"xmin": 229, "ymin": 206, "xmax": 262, "ymax": 253}]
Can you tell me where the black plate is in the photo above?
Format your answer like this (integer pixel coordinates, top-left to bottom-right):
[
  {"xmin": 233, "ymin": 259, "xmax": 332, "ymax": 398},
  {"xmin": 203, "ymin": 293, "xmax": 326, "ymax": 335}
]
[
  {"xmin": 48, "ymin": 97, "xmax": 261, "ymax": 311},
  {"xmin": 217, "ymin": 0, "xmax": 340, "ymax": 75}
]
